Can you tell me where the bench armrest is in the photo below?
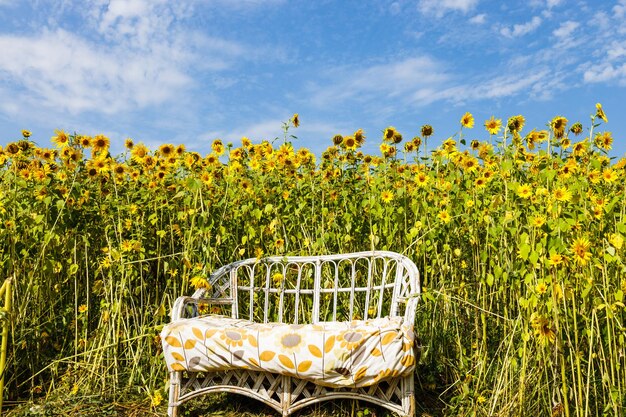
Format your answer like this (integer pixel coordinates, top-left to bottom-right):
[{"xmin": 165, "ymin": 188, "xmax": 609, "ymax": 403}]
[{"xmin": 171, "ymin": 296, "xmax": 234, "ymax": 321}]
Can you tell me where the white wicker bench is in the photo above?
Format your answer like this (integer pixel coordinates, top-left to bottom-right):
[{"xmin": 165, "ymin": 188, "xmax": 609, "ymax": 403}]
[{"xmin": 161, "ymin": 251, "xmax": 421, "ymax": 416}]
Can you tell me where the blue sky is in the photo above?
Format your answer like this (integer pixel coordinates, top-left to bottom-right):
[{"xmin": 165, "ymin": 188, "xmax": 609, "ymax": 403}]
[{"xmin": 0, "ymin": 0, "xmax": 625, "ymax": 157}]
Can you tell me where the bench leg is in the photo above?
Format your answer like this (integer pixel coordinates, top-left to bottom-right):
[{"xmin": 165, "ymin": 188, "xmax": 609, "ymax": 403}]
[{"xmin": 168, "ymin": 371, "xmax": 181, "ymax": 417}]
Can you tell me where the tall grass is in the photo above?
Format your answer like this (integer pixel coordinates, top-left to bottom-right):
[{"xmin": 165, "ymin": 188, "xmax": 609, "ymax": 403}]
[{"xmin": 1, "ymin": 107, "xmax": 624, "ymax": 415}]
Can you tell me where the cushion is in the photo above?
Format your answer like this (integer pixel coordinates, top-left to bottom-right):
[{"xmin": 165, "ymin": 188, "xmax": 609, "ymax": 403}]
[{"xmin": 161, "ymin": 315, "xmax": 416, "ymax": 388}]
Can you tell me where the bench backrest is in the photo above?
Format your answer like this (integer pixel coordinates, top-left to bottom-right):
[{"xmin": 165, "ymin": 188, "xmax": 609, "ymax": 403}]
[{"xmin": 196, "ymin": 251, "xmax": 420, "ymax": 325}]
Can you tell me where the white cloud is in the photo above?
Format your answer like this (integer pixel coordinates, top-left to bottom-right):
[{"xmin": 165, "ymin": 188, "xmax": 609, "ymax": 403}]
[
  {"xmin": 553, "ymin": 21, "xmax": 579, "ymax": 38},
  {"xmin": 418, "ymin": 0, "xmax": 479, "ymax": 17},
  {"xmin": 0, "ymin": 28, "xmax": 192, "ymax": 115},
  {"xmin": 309, "ymin": 57, "xmax": 449, "ymax": 107},
  {"xmin": 469, "ymin": 13, "xmax": 486, "ymax": 24},
  {"xmin": 546, "ymin": 0, "xmax": 563, "ymax": 8},
  {"xmin": 614, "ymin": 0, "xmax": 626, "ymax": 18},
  {"xmin": 500, "ymin": 16, "xmax": 542, "ymax": 38},
  {"xmin": 583, "ymin": 63, "xmax": 626, "ymax": 85}
]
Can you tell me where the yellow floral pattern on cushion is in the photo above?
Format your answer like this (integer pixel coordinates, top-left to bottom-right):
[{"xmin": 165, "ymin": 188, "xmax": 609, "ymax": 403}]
[{"xmin": 160, "ymin": 315, "xmax": 416, "ymax": 388}]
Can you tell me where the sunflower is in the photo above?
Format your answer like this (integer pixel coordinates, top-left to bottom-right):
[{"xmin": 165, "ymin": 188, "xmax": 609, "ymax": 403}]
[
  {"xmin": 51, "ymin": 130, "xmax": 69, "ymax": 148},
  {"xmin": 92, "ymin": 135, "xmax": 110, "ymax": 154},
  {"xmin": 484, "ymin": 116, "xmax": 502, "ymax": 135},
  {"xmin": 381, "ymin": 190, "xmax": 393, "ymax": 203},
  {"xmin": 292, "ymin": 113, "xmax": 300, "ymax": 128},
  {"xmin": 553, "ymin": 187, "xmax": 572, "ymax": 202},
  {"xmin": 392, "ymin": 132, "xmax": 403, "ymax": 144},
  {"xmin": 332, "ymin": 134, "xmax": 344, "ymax": 146},
  {"xmin": 602, "ymin": 168, "xmax": 618, "ymax": 183},
  {"xmin": 595, "ymin": 103, "xmax": 608, "ymax": 123},
  {"xmin": 460, "ymin": 112, "xmax": 474, "ymax": 128},
  {"xmin": 535, "ymin": 281, "xmax": 548, "ymax": 295},
  {"xmin": 507, "ymin": 115, "xmax": 525, "ymax": 133},
  {"xmin": 176, "ymin": 144, "xmax": 186, "ymax": 156},
  {"xmin": 548, "ymin": 253, "xmax": 565, "ymax": 267},
  {"xmin": 517, "ymin": 184, "xmax": 532, "ymax": 199},
  {"xmin": 550, "ymin": 116, "xmax": 568, "ymax": 138},
  {"xmin": 159, "ymin": 144, "xmax": 175, "ymax": 158},
  {"xmin": 571, "ymin": 237, "xmax": 592, "ymax": 266},
  {"xmin": 343, "ymin": 136, "xmax": 357, "ymax": 150},
  {"xmin": 421, "ymin": 125, "xmax": 433, "ymax": 138},
  {"xmin": 130, "ymin": 143, "xmax": 149, "ymax": 163},
  {"xmin": 570, "ymin": 122, "xmax": 583, "ymax": 135},
  {"xmin": 383, "ymin": 126, "xmax": 396, "ymax": 142},
  {"xmin": 438, "ymin": 210, "xmax": 451, "ymax": 223},
  {"xmin": 404, "ymin": 141, "xmax": 416, "ymax": 152},
  {"xmin": 474, "ymin": 177, "xmax": 486, "ymax": 188},
  {"xmin": 608, "ymin": 233, "xmax": 624, "ymax": 250},
  {"xmin": 531, "ymin": 215, "xmax": 546, "ymax": 228},
  {"xmin": 531, "ymin": 314, "xmax": 556, "ymax": 345},
  {"xmin": 212, "ymin": 139, "xmax": 225, "ymax": 156},
  {"xmin": 190, "ymin": 276, "xmax": 211, "ymax": 289},
  {"xmin": 594, "ymin": 132, "xmax": 613, "ymax": 150},
  {"xmin": 22, "ymin": 130, "xmax": 32, "ymax": 138},
  {"xmin": 124, "ymin": 138, "xmax": 134, "ymax": 149},
  {"xmin": 354, "ymin": 129, "xmax": 365, "ymax": 146}
]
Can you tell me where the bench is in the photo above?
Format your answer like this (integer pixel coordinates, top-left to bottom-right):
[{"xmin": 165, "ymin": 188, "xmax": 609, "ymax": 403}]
[{"xmin": 161, "ymin": 251, "xmax": 421, "ymax": 416}]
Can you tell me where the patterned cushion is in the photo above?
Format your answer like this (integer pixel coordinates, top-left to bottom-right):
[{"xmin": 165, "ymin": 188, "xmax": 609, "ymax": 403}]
[{"xmin": 161, "ymin": 315, "xmax": 416, "ymax": 388}]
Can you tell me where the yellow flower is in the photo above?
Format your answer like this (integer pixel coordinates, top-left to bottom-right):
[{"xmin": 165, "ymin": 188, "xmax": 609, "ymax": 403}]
[
  {"xmin": 571, "ymin": 237, "xmax": 592, "ymax": 266},
  {"xmin": 292, "ymin": 113, "xmax": 299, "ymax": 128},
  {"xmin": 343, "ymin": 136, "xmax": 357, "ymax": 150},
  {"xmin": 484, "ymin": 116, "xmax": 502, "ymax": 135},
  {"xmin": 212, "ymin": 139, "xmax": 225, "ymax": 156},
  {"xmin": 159, "ymin": 144, "xmax": 175, "ymax": 157},
  {"xmin": 594, "ymin": 132, "xmax": 613, "ymax": 150},
  {"xmin": 381, "ymin": 190, "xmax": 394, "ymax": 203},
  {"xmin": 550, "ymin": 116, "xmax": 568, "ymax": 138},
  {"xmin": 602, "ymin": 168, "xmax": 618, "ymax": 183},
  {"xmin": 553, "ymin": 187, "xmax": 571, "ymax": 202},
  {"xmin": 507, "ymin": 115, "xmax": 525, "ymax": 133},
  {"xmin": 130, "ymin": 143, "xmax": 149, "ymax": 163},
  {"xmin": 124, "ymin": 138, "xmax": 134, "ymax": 149},
  {"xmin": 51, "ymin": 129, "xmax": 69, "ymax": 148},
  {"xmin": 415, "ymin": 172, "xmax": 429, "ymax": 187},
  {"xmin": 460, "ymin": 112, "xmax": 474, "ymax": 128},
  {"xmin": 608, "ymin": 233, "xmax": 624, "ymax": 250},
  {"xmin": 421, "ymin": 124, "xmax": 433, "ymax": 137},
  {"xmin": 535, "ymin": 281, "xmax": 548, "ymax": 294},
  {"xmin": 272, "ymin": 272, "xmax": 284, "ymax": 285},
  {"xmin": 92, "ymin": 134, "xmax": 110, "ymax": 154},
  {"xmin": 438, "ymin": 210, "xmax": 451, "ymax": 223},
  {"xmin": 517, "ymin": 184, "xmax": 532, "ymax": 199},
  {"xmin": 548, "ymin": 253, "xmax": 565, "ymax": 267},
  {"xmin": 595, "ymin": 103, "xmax": 608, "ymax": 123},
  {"xmin": 22, "ymin": 130, "xmax": 32, "ymax": 138},
  {"xmin": 78, "ymin": 304, "xmax": 88, "ymax": 314},
  {"xmin": 531, "ymin": 313, "xmax": 556, "ymax": 345},
  {"xmin": 531, "ymin": 215, "xmax": 546, "ymax": 228},
  {"xmin": 151, "ymin": 390, "xmax": 163, "ymax": 407},
  {"xmin": 190, "ymin": 276, "xmax": 211, "ymax": 289},
  {"xmin": 383, "ymin": 126, "xmax": 397, "ymax": 142}
]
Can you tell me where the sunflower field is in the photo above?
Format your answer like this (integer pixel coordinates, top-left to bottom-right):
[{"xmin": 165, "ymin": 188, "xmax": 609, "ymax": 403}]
[{"xmin": 1, "ymin": 104, "xmax": 625, "ymax": 416}]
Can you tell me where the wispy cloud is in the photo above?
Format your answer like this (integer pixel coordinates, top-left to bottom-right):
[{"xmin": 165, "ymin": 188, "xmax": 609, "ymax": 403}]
[
  {"xmin": 500, "ymin": 16, "xmax": 542, "ymax": 38},
  {"xmin": 469, "ymin": 13, "xmax": 486, "ymax": 24},
  {"xmin": 309, "ymin": 57, "xmax": 449, "ymax": 108},
  {"xmin": 417, "ymin": 0, "xmax": 479, "ymax": 17},
  {"xmin": 553, "ymin": 21, "xmax": 579, "ymax": 39}
]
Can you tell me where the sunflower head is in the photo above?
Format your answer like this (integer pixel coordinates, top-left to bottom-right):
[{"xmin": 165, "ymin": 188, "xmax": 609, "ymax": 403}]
[
  {"xmin": 460, "ymin": 112, "xmax": 474, "ymax": 128},
  {"xmin": 421, "ymin": 125, "xmax": 433, "ymax": 138},
  {"xmin": 595, "ymin": 103, "xmax": 608, "ymax": 123},
  {"xmin": 570, "ymin": 122, "xmax": 583, "ymax": 136}
]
